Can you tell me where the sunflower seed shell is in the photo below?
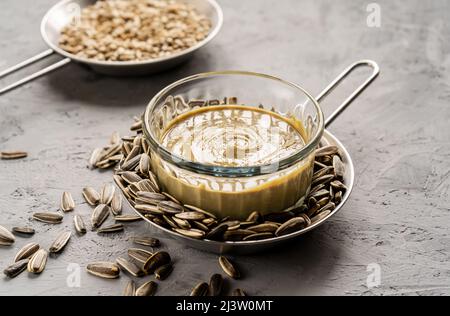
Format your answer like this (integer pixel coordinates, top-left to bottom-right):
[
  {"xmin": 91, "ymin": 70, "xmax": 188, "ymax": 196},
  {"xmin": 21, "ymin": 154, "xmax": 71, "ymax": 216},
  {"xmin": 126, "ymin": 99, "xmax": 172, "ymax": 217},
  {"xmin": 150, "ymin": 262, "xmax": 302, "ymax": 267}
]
[
  {"xmin": 14, "ymin": 242, "xmax": 40, "ymax": 262},
  {"xmin": 136, "ymin": 281, "xmax": 157, "ymax": 296}
]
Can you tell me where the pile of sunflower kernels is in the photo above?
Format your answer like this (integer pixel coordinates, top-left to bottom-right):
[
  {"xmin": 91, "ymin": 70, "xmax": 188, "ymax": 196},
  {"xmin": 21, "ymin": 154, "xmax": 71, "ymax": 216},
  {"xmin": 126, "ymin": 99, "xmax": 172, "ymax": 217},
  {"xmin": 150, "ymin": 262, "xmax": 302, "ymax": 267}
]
[{"xmin": 59, "ymin": 0, "xmax": 211, "ymax": 61}]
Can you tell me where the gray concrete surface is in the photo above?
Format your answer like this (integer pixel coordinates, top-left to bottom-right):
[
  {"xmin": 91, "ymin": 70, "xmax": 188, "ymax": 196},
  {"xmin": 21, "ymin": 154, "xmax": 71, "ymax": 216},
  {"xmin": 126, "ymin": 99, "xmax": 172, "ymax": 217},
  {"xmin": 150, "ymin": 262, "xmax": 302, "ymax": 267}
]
[{"xmin": 1, "ymin": 0, "xmax": 450, "ymax": 296}]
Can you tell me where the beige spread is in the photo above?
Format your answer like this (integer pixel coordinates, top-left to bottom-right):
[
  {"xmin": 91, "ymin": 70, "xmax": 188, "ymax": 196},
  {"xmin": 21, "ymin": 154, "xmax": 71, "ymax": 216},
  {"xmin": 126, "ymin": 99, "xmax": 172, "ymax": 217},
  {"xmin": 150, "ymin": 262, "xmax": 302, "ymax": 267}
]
[{"xmin": 152, "ymin": 105, "xmax": 314, "ymax": 220}]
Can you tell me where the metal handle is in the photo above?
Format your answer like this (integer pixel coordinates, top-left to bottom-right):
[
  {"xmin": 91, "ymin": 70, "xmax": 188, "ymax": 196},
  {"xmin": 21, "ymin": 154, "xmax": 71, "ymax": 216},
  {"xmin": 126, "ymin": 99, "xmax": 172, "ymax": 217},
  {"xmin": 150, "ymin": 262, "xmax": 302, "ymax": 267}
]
[
  {"xmin": 316, "ymin": 60, "xmax": 380, "ymax": 128},
  {"xmin": 0, "ymin": 49, "xmax": 71, "ymax": 96}
]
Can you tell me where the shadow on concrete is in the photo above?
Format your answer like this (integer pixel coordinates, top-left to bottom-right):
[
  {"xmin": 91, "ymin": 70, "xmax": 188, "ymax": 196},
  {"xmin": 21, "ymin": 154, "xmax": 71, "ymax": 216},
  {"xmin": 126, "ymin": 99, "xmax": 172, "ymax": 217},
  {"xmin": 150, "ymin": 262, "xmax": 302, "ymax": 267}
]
[{"xmin": 44, "ymin": 50, "xmax": 218, "ymax": 108}]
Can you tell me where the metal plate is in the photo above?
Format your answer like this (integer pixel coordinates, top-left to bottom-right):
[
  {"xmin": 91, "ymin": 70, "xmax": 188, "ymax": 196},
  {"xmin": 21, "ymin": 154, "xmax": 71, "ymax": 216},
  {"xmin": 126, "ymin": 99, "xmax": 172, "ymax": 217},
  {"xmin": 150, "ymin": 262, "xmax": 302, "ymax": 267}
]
[
  {"xmin": 126, "ymin": 130, "xmax": 354, "ymax": 254},
  {"xmin": 40, "ymin": 0, "xmax": 224, "ymax": 76}
]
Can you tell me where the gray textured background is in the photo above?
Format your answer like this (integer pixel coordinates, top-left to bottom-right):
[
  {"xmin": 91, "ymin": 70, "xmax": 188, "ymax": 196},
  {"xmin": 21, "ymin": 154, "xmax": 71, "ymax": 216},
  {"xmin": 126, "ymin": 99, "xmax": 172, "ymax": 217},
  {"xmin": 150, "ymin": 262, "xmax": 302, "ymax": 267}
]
[{"xmin": 1, "ymin": 0, "xmax": 450, "ymax": 296}]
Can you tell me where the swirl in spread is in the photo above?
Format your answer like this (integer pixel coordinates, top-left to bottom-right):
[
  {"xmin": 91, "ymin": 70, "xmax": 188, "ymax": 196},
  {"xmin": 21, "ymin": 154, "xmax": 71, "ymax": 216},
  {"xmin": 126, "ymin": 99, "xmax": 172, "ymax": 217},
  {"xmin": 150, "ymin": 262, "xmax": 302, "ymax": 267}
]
[
  {"xmin": 153, "ymin": 105, "xmax": 314, "ymax": 219},
  {"xmin": 161, "ymin": 106, "xmax": 305, "ymax": 167}
]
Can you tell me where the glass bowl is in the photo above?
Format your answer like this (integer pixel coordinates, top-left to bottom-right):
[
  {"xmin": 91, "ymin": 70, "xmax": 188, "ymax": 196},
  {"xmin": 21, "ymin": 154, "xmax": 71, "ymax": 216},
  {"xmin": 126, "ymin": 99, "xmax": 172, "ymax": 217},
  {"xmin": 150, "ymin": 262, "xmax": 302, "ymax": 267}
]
[{"xmin": 143, "ymin": 71, "xmax": 324, "ymax": 220}]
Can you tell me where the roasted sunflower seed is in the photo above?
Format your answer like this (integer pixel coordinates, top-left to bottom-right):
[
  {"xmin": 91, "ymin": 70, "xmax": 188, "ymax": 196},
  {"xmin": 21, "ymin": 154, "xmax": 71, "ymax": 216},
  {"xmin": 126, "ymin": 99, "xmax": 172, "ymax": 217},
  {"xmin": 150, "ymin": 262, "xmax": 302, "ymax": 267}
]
[
  {"xmin": 163, "ymin": 214, "xmax": 179, "ymax": 229},
  {"xmin": 0, "ymin": 225, "xmax": 15, "ymax": 246},
  {"xmin": 311, "ymin": 210, "xmax": 332, "ymax": 225},
  {"xmin": 137, "ymin": 180, "xmax": 157, "ymax": 193},
  {"xmin": 88, "ymin": 148, "xmax": 103, "ymax": 169},
  {"xmin": 143, "ymin": 251, "xmax": 171, "ymax": 274},
  {"xmin": 97, "ymin": 224, "xmax": 124, "ymax": 233},
  {"xmin": 308, "ymin": 189, "xmax": 330, "ymax": 201},
  {"xmin": 3, "ymin": 259, "xmax": 29, "ymax": 278},
  {"xmin": 91, "ymin": 204, "xmax": 110, "ymax": 228},
  {"xmin": 310, "ymin": 183, "xmax": 325, "ymax": 195},
  {"xmin": 219, "ymin": 256, "xmax": 240, "ymax": 279},
  {"xmin": 175, "ymin": 211, "xmax": 205, "ymax": 221},
  {"xmin": 126, "ymin": 185, "xmax": 140, "ymax": 198},
  {"xmin": 122, "ymin": 141, "xmax": 132, "ymax": 156},
  {"xmin": 124, "ymin": 145, "xmax": 141, "ymax": 164},
  {"xmin": 133, "ymin": 237, "xmax": 160, "ymax": 247},
  {"xmin": 0, "ymin": 151, "xmax": 28, "ymax": 160},
  {"xmin": 139, "ymin": 154, "xmax": 150, "ymax": 174},
  {"xmin": 49, "ymin": 231, "xmax": 71, "ymax": 253},
  {"xmin": 312, "ymin": 166, "xmax": 334, "ymax": 181},
  {"xmin": 133, "ymin": 134, "xmax": 142, "ymax": 146},
  {"xmin": 135, "ymin": 204, "xmax": 163, "ymax": 215},
  {"xmin": 223, "ymin": 220, "xmax": 241, "ymax": 231},
  {"xmin": 308, "ymin": 196, "xmax": 317, "ymax": 209},
  {"xmin": 205, "ymin": 224, "xmax": 228, "ymax": 241},
  {"xmin": 14, "ymin": 242, "xmax": 40, "ymax": 262},
  {"xmin": 202, "ymin": 217, "xmax": 217, "ymax": 227},
  {"xmin": 158, "ymin": 201, "xmax": 183, "ymax": 214},
  {"xmin": 190, "ymin": 282, "xmax": 209, "ymax": 296},
  {"xmin": 137, "ymin": 191, "xmax": 166, "ymax": 201},
  {"xmin": 74, "ymin": 215, "xmax": 87, "ymax": 234},
  {"xmin": 123, "ymin": 280, "xmax": 136, "ymax": 296},
  {"xmin": 311, "ymin": 174, "xmax": 335, "ymax": 187},
  {"xmin": 61, "ymin": 192, "xmax": 75, "ymax": 212},
  {"xmin": 136, "ymin": 281, "xmax": 157, "ymax": 296},
  {"xmin": 148, "ymin": 171, "xmax": 160, "ymax": 192},
  {"xmin": 130, "ymin": 120, "xmax": 143, "ymax": 131},
  {"xmin": 86, "ymin": 262, "xmax": 120, "ymax": 279},
  {"xmin": 121, "ymin": 154, "xmax": 141, "ymax": 171},
  {"xmin": 333, "ymin": 155, "xmax": 345, "ymax": 178},
  {"xmin": 316, "ymin": 196, "xmax": 330, "ymax": 208},
  {"xmin": 114, "ymin": 175, "xmax": 129, "ymax": 196},
  {"xmin": 155, "ymin": 263, "xmax": 173, "ymax": 280},
  {"xmin": 335, "ymin": 191, "xmax": 343, "ymax": 204},
  {"xmin": 141, "ymin": 138, "xmax": 150, "ymax": 155},
  {"xmin": 116, "ymin": 257, "xmax": 144, "ymax": 277},
  {"xmin": 330, "ymin": 180, "xmax": 347, "ymax": 191},
  {"xmin": 128, "ymin": 248, "xmax": 153, "ymax": 264},
  {"xmin": 162, "ymin": 192, "xmax": 181, "ymax": 204},
  {"xmin": 275, "ymin": 217, "xmax": 307, "ymax": 237},
  {"xmin": 315, "ymin": 202, "xmax": 335, "ymax": 217},
  {"xmin": 314, "ymin": 160, "xmax": 328, "ymax": 170},
  {"xmin": 100, "ymin": 184, "xmax": 115, "ymax": 205},
  {"xmin": 192, "ymin": 221, "xmax": 210, "ymax": 232},
  {"xmin": 247, "ymin": 223, "xmax": 279, "ymax": 234},
  {"xmin": 96, "ymin": 159, "xmax": 116, "ymax": 169},
  {"xmin": 27, "ymin": 249, "xmax": 48, "ymax": 274},
  {"xmin": 172, "ymin": 217, "xmax": 191, "ymax": 229},
  {"xmin": 111, "ymin": 192, "xmax": 123, "ymax": 216},
  {"xmin": 173, "ymin": 228, "xmax": 205, "ymax": 239},
  {"xmin": 209, "ymin": 274, "xmax": 223, "ymax": 296},
  {"xmin": 12, "ymin": 226, "xmax": 35, "ymax": 235},
  {"xmin": 32, "ymin": 212, "xmax": 63, "ymax": 224},
  {"xmin": 115, "ymin": 215, "xmax": 142, "ymax": 222},
  {"xmin": 315, "ymin": 145, "xmax": 339, "ymax": 157},
  {"xmin": 98, "ymin": 144, "xmax": 121, "ymax": 162},
  {"xmin": 122, "ymin": 171, "xmax": 143, "ymax": 185},
  {"xmin": 82, "ymin": 187, "xmax": 100, "ymax": 206},
  {"xmin": 246, "ymin": 211, "xmax": 261, "ymax": 223}
]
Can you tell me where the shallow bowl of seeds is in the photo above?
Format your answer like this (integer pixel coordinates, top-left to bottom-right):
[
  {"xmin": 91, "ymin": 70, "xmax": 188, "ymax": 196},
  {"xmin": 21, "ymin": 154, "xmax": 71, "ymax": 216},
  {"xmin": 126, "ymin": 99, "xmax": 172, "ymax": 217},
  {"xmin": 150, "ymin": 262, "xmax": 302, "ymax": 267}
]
[{"xmin": 41, "ymin": 0, "xmax": 224, "ymax": 75}]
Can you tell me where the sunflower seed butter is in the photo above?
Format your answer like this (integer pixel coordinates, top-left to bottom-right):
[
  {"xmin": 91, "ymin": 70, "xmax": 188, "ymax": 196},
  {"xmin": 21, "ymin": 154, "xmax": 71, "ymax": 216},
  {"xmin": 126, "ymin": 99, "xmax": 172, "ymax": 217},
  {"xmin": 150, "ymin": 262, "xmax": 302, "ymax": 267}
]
[{"xmin": 153, "ymin": 105, "xmax": 314, "ymax": 220}]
